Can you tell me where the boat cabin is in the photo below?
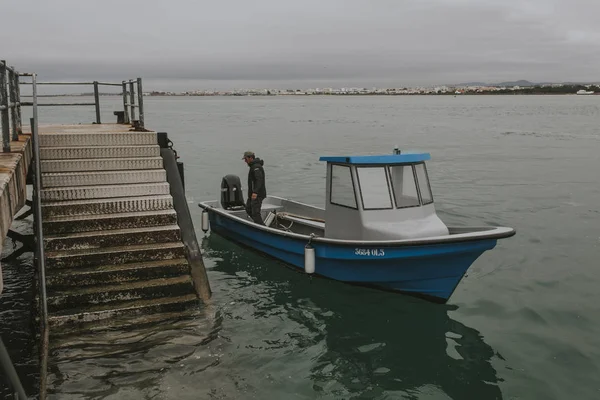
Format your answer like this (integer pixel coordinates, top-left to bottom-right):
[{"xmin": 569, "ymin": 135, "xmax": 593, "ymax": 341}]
[{"xmin": 318, "ymin": 153, "xmax": 449, "ymax": 240}]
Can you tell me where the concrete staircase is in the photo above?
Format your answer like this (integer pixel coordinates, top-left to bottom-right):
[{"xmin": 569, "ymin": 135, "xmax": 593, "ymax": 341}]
[{"xmin": 38, "ymin": 125, "xmax": 200, "ymax": 336}]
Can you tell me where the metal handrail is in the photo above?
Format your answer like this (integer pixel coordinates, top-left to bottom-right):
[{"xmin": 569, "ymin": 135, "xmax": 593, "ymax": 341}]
[
  {"xmin": 20, "ymin": 102, "xmax": 96, "ymax": 107},
  {"xmin": 0, "ymin": 61, "xmax": 30, "ymax": 400},
  {"xmin": 21, "ymin": 81, "xmax": 121, "ymax": 86},
  {"xmin": 15, "ymin": 77, "xmax": 145, "ymax": 128},
  {"xmin": 0, "ymin": 337, "xmax": 27, "ymax": 399},
  {"xmin": 3, "ymin": 60, "xmax": 148, "ymax": 154},
  {"xmin": 29, "ymin": 72, "xmax": 49, "ymax": 400}
]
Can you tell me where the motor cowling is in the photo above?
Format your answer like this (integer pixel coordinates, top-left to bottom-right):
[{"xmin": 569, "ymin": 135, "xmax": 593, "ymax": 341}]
[{"xmin": 221, "ymin": 174, "xmax": 245, "ymax": 210}]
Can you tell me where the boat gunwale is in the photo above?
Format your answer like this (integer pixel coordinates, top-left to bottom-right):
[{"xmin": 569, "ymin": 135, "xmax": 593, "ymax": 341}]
[{"xmin": 198, "ymin": 196, "xmax": 516, "ymax": 247}]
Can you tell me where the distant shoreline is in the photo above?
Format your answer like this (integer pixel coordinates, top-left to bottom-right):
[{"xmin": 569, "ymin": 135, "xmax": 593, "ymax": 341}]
[
  {"xmin": 50, "ymin": 91, "xmax": 599, "ymax": 97},
  {"xmin": 39, "ymin": 83, "xmax": 600, "ymax": 98},
  {"xmin": 45, "ymin": 83, "xmax": 599, "ymax": 97}
]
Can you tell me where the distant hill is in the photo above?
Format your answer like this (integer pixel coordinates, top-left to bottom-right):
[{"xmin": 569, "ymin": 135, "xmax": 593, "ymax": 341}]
[
  {"xmin": 452, "ymin": 79, "xmax": 600, "ymax": 87},
  {"xmin": 455, "ymin": 81, "xmax": 488, "ymax": 87},
  {"xmin": 494, "ymin": 80, "xmax": 536, "ymax": 87},
  {"xmin": 454, "ymin": 80, "xmax": 536, "ymax": 87}
]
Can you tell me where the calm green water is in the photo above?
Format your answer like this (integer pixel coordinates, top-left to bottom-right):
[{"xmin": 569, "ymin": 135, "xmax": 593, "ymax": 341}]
[{"xmin": 2, "ymin": 95, "xmax": 599, "ymax": 399}]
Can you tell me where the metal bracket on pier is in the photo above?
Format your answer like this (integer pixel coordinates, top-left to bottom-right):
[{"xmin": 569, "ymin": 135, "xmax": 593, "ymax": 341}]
[
  {"xmin": 157, "ymin": 131, "xmax": 184, "ymax": 189},
  {"xmin": 130, "ymin": 120, "xmax": 151, "ymax": 132},
  {"xmin": 157, "ymin": 131, "xmax": 211, "ymax": 300},
  {"xmin": 15, "ymin": 199, "xmax": 33, "ymax": 220},
  {"xmin": 113, "ymin": 111, "xmax": 126, "ymax": 124},
  {"xmin": 1, "ymin": 229, "xmax": 34, "ymax": 262}
]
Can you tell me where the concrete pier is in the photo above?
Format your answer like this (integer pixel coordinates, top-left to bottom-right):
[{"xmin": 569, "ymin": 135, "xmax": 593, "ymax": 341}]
[{"xmin": 19, "ymin": 123, "xmax": 204, "ymax": 336}]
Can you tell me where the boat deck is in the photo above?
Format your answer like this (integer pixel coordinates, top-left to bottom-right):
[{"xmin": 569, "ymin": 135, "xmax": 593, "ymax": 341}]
[
  {"xmin": 277, "ymin": 213, "xmax": 325, "ymax": 230},
  {"xmin": 214, "ymin": 200, "xmax": 326, "ymax": 236}
]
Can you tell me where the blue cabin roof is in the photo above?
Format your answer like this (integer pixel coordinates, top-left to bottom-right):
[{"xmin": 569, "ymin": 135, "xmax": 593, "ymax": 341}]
[{"xmin": 319, "ymin": 153, "xmax": 430, "ymax": 165}]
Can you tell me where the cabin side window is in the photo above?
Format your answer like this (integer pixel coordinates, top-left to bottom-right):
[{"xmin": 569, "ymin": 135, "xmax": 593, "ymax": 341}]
[
  {"xmin": 330, "ymin": 164, "xmax": 358, "ymax": 209},
  {"xmin": 388, "ymin": 165, "xmax": 420, "ymax": 208},
  {"xmin": 356, "ymin": 167, "xmax": 393, "ymax": 210},
  {"xmin": 414, "ymin": 163, "xmax": 433, "ymax": 204}
]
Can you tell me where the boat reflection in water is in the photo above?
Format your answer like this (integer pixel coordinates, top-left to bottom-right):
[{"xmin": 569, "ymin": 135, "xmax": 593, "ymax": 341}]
[{"xmin": 203, "ymin": 234, "xmax": 505, "ymax": 400}]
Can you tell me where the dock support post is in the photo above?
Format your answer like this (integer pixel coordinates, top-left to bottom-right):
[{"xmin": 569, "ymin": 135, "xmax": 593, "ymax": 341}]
[
  {"xmin": 9, "ymin": 68, "xmax": 19, "ymax": 141},
  {"xmin": 93, "ymin": 81, "xmax": 101, "ymax": 124},
  {"xmin": 137, "ymin": 78, "xmax": 144, "ymax": 129},
  {"xmin": 14, "ymin": 73, "xmax": 21, "ymax": 134},
  {"xmin": 158, "ymin": 132, "xmax": 211, "ymax": 300},
  {"xmin": 129, "ymin": 81, "xmax": 136, "ymax": 121},
  {"xmin": 0, "ymin": 61, "xmax": 10, "ymax": 152},
  {"xmin": 121, "ymin": 81, "xmax": 130, "ymax": 124}
]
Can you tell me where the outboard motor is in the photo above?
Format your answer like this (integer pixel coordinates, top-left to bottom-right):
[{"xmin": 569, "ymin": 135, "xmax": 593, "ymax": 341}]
[{"xmin": 221, "ymin": 174, "xmax": 245, "ymax": 210}]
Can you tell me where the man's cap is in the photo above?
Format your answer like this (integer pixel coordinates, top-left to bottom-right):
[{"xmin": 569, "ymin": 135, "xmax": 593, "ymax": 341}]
[{"xmin": 242, "ymin": 151, "xmax": 255, "ymax": 159}]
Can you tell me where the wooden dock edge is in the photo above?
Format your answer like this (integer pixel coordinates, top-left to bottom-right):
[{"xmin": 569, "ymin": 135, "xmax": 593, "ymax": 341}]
[{"xmin": 0, "ymin": 134, "xmax": 32, "ymax": 292}]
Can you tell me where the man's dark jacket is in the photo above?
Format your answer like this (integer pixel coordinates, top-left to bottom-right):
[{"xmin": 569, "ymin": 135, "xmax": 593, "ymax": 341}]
[{"xmin": 247, "ymin": 158, "xmax": 267, "ymax": 199}]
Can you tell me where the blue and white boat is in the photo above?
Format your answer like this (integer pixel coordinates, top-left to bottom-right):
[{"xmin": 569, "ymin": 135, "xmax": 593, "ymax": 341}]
[{"xmin": 198, "ymin": 151, "xmax": 515, "ymax": 303}]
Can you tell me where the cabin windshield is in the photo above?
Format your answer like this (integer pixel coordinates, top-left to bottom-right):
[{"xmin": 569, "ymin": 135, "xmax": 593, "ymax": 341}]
[
  {"xmin": 414, "ymin": 163, "xmax": 433, "ymax": 204},
  {"xmin": 330, "ymin": 164, "xmax": 358, "ymax": 209},
  {"xmin": 356, "ymin": 167, "xmax": 393, "ymax": 210},
  {"xmin": 387, "ymin": 162, "xmax": 434, "ymax": 208},
  {"xmin": 388, "ymin": 165, "xmax": 420, "ymax": 208},
  {"xmin": 329, "ymin": 161, "xmax": 434, "ymax": 210}
]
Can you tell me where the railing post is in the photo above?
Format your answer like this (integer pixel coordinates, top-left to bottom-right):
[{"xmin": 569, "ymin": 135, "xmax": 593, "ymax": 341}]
[
  {"xmin": 129, "ymin": 81, "xmax": 136, "ymax": 121},
  {"xmin": 137, "ymin": 78, "xmax": 144, "ymax": 129},
  {"xmin": 0, "ymin": 337, "xmax": 28, "ymax": 400},
  {"xmin": 93, "ymin": 81, "xmax": 101, "ymax": 124},
  {"xmin": 14, "ymin": 73, "xmax": 22, "ymax": 134},
  {"xmin": 31, "ymin": 72, "xmax": 49, "ymax": 400},
  {"xmin": 121, "ymin": 81, "xmax": 130, "ymax": 124},
  {"xmin": 9, "ymin": 68, "xmax": 19, "ymax": 141},
  {"xmin": 0, "ymin": 60, "xmax": 10, "ymax": 152}
]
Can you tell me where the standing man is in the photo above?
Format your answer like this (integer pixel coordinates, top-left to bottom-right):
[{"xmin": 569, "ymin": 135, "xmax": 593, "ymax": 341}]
[{"xmin": 242, "ymin": 151, "xmax": 267, "ymax": 225}]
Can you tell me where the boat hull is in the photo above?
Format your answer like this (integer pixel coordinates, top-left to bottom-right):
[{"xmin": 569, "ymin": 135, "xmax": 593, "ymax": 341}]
[{"xmin": 206, "ymin": 211, "xmax": 497, "ymax": 303}]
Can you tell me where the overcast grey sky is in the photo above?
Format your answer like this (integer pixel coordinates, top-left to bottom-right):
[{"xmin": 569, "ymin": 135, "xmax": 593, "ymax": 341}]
[{"xmin": 3, "ymin": 0, "xmax": 600, "ymax": 90}]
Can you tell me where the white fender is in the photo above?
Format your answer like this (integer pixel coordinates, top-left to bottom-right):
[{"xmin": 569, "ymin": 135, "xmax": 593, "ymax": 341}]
[
  {"xmin": 201, "ymin": 210, "xmax": 210, "ymax": 233},
  {"xmin": 304, "ymin": 245, "xmax": 315, "ymax": 274}
]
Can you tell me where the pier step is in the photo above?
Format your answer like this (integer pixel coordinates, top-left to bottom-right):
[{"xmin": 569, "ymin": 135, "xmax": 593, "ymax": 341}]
[
  {"xmin": 49, "ymin": 309, "xmax": 202, "ymax": 351},
  {"xmin": 42, "ymin": 169, "xmax": 166, "ymax": 188},
  {"xmin": 43, "ymin": 209, "xmax": 178, "ymax": 234},
  {"xmin": 41, "ymin": 194, "xmax": 174, "ymax": 218},
  {"xmin": 41, "ymin": 182, "xmax": 171, "ymax": 201},
  {"xmin": 39, "ymin": 131, "xmax": 157, "ymax": 147},
  {"xmin": 41, "ymin": 145, "xmax": 160, "ymax": 160},
  {"xmin": 45, "ymin": 258, "xmax": 190, "ymax": 289},
  {"xmin": 36, "ymin": 124, "xmax": 202, "ymax": 343},
  {"xmin": 44, "ymin": 225, "xmax": 182, "ymax": 251},
  {"xmin": 41, "ymin": 157, "xmax": 164, "ymax": 173},
  {"xmin": 45, "ymin": 242, "xmax": 186, "ymax": 269},
  {"xmin": 47, "ymin": 294, "xmax": 200, "ymax": 329},
  {"xmin": 47, "ymin": 276, "xmax": 194, "ymax": 313}
]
